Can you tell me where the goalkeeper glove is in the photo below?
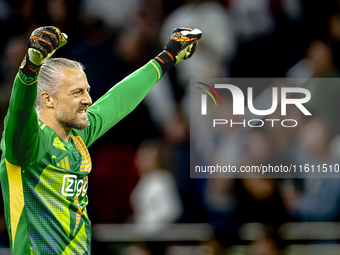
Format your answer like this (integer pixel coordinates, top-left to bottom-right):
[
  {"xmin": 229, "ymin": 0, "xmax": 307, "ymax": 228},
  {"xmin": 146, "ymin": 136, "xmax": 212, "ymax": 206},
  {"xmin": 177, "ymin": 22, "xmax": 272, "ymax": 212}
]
[
  {"xmin": 20, "ymin": 26, "xmax": 68, "ymax": 77},
  {"xmin": 155, "ymin": 27, "xmax": 202, "ymax": 75}
]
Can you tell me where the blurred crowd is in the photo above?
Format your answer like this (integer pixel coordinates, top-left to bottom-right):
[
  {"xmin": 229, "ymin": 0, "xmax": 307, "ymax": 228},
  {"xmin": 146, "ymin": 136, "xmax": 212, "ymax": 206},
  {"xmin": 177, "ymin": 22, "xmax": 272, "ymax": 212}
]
[{"xmin": 1, "ymin": 0, "xmax": 340, "ymax": 254}]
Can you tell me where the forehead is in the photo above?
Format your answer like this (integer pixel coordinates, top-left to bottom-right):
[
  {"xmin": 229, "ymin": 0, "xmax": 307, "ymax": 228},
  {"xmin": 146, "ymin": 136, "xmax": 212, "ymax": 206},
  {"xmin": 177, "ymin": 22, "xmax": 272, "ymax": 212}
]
[{"xmin": 59, "ymin": 68, "xmax": 89, "ymax": 91}]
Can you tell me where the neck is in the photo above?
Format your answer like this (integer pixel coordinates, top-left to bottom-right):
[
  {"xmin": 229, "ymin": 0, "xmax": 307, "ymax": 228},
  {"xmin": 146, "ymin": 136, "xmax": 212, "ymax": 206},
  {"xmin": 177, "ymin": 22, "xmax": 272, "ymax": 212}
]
[{"xmin": 39, "ymin": 112, "xmax": 72, "ymax": 142}]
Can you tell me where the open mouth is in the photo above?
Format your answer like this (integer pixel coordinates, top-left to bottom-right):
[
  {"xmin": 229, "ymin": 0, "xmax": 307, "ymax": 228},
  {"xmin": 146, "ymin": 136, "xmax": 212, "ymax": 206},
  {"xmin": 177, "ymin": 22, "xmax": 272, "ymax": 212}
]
[{"xmin": 77, "ymin": 109, "xmax": 87, "ymax": 116}]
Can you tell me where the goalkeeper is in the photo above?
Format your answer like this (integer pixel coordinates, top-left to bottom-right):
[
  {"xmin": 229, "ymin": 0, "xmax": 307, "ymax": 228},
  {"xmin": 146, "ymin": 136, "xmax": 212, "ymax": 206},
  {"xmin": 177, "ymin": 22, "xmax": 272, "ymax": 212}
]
[{"xmin": 0, "ymin": 26, "xmax": 202, "ymax": 254}]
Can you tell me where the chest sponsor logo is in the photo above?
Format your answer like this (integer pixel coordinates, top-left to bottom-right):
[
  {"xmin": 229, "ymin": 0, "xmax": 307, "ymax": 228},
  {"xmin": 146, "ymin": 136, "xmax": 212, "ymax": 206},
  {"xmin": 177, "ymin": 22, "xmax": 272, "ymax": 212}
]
[{"xmin": 61, "ymin": 174, "xmax": 88, "ymax": 197}]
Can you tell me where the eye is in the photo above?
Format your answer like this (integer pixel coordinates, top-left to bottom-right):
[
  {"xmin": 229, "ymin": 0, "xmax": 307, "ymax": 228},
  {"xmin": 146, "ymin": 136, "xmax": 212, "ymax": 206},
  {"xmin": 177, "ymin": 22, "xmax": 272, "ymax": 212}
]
[{"xmin": 74, "ymin": 91, "xmax": 81, "ymax": 95}]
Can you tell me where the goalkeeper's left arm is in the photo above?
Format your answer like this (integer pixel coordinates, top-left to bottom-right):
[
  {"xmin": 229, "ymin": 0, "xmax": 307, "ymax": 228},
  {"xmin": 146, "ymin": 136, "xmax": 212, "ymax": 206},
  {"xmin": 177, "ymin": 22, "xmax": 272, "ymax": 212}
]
[
  {"xmin": 154, "ymin": 27, "xmax": 202, "ymax": 75},
  {"xmin": 80, "ymin": 27, "xmax": 202, "ymax": 146}
]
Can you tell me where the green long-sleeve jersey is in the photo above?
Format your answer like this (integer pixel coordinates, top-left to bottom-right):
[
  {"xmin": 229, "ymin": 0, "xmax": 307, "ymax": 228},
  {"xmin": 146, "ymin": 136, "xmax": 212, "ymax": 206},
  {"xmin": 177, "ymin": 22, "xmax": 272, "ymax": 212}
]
[{"xmin": 0, "ymin": 60, "xmax": 162, "ymax": 254}]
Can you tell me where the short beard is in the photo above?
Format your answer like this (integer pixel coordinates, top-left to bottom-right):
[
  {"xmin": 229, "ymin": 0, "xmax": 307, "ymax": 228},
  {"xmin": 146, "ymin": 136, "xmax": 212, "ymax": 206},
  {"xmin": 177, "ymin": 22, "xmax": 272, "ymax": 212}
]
[{"xmin": 56, "ymin": 102, "xmax": 89, "ymax": 130}]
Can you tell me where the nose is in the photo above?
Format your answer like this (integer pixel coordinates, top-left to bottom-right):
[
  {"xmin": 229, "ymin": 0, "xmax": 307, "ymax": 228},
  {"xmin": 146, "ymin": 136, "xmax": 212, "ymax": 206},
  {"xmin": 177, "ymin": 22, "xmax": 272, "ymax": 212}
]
[{"xmin": 82, "ymin": 91, "xmax": 92, "ymax": 106}]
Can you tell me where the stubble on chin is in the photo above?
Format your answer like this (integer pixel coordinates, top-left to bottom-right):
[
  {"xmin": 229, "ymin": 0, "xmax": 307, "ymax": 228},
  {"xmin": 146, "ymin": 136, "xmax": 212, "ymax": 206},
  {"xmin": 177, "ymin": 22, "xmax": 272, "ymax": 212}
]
[{"xmin": 56, "ymin": 103, "xmax": 89, "ymax": 130}]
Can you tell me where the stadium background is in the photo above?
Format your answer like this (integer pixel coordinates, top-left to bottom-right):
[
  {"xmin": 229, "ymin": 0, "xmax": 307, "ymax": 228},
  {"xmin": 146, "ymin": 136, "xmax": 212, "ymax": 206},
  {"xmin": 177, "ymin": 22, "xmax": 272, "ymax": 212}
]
[{"xmin": 1, "ymin": 0, "xmax": 340, "ymax": 254}]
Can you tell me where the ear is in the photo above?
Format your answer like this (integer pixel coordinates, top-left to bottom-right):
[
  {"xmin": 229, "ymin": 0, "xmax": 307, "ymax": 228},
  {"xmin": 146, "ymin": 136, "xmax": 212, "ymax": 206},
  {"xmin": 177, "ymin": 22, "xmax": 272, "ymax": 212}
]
[{"xmin": 41, "ymin": 92, "xmax": 56, "ymax": 109}]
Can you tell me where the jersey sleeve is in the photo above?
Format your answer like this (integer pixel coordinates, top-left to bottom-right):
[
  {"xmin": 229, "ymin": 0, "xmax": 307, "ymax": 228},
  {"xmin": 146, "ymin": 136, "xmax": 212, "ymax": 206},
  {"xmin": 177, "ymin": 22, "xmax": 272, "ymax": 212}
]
[
  {"xmin": 80, "ymin": 60, "xmax": 162, "ymax": 147},
  {"xmin": 1, "ymin": 70, "xmax": 47, "ymax": 166}
]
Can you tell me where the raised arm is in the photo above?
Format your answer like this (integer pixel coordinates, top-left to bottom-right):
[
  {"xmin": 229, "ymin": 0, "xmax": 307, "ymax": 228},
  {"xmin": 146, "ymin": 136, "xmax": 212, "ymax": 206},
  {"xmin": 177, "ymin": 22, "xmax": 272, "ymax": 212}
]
[
  {"xmin": 2, "ymin": 27, "xmax": 67, "ymax": 166},
  {"xmin": 82, "ymin": 27, "xmax": 202, "ymax": 147}
]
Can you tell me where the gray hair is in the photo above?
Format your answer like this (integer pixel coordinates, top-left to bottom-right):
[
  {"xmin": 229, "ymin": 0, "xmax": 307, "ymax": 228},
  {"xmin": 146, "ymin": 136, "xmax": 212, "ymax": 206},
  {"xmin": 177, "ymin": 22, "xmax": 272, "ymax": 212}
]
[{"xmin": 35, "ymin": 58, "xmax": 85, "ymax": 114}]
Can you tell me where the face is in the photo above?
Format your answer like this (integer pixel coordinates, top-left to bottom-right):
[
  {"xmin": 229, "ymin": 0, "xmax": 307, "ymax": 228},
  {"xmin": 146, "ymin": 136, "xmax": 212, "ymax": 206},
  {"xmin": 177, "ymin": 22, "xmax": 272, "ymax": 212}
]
[{"xmin": 55, "ymin": 68, "xmax": 92, "ymax": 130}]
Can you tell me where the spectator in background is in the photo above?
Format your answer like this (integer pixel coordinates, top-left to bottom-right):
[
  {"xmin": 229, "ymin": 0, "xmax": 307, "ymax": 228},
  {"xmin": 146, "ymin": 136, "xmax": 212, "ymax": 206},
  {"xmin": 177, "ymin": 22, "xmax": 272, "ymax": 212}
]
[
  {"xmin": 287, "ymin": 38, "xmax": 340, "ymax": 137},
  {"xmin": 229, "ymin": 0, "xmax": 305, "ymax": 77},
  {"xmin": 87, "ymin": 144, "xmax": 139, "ymax": 223},
  {"xmin": 80, "ymin": 0, "xmax": 144, "ymax": 30},
  {"xmin": 250, "ymin": 223, "xmax": 283, "ymax": 255},
  {"xmin": 329, "ymin": 12, "xmax": 340, "ymax": 71},
  {"xmin": 202, "ymin": 178, "xmax": 238, "ymax": 248},
  {"xmin": 228, "ymin": 0, "xmax": 276, "ymax": 42},
  {"xmin": 286, "ymin": 117, "xmax": 340, "ymax": 221},
  {"xmin": 113, "ymin": 4, "xmax": 179, "ymax": 135},
  {"xmin": 46, "ymin": 0, "xmax": 83, "ymax": 40},
  {"xmin": 236, "ymin": 130, "xmax": 289, "ymax": 225},
  {"xmin": 300, "ymin": 40, "xmax": 340, "ymax": 138},
  {"xmin": 0, "ymin": 35, "xmax": 28, "ymax": 135},
  {"xmin": 130, "ymin": 139, "xmax": 183, "ymax": 230},
  {"xmin": 161, "ymin": 0, "xmax": 236, "ymax": 85},
  {"xmin": 305, "ymin": 39, "xmax": 339, "ymax": 77}
]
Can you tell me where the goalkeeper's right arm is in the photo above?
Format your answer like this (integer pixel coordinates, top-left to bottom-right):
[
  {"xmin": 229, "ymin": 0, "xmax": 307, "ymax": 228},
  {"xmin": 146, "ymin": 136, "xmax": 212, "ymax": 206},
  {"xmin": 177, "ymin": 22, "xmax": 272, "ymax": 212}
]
[{"xmin": 3, "ymin": 26, "xmax": 67, "ymax": 166}]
